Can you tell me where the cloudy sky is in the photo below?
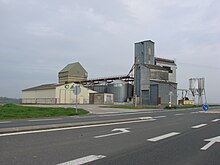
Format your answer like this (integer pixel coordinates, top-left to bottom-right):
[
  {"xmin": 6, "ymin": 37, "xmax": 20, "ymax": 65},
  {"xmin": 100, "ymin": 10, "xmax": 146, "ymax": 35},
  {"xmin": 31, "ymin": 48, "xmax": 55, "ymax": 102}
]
[{"xmin": 1, "ymin": 0, "xmax": 220, "ymax": 103}]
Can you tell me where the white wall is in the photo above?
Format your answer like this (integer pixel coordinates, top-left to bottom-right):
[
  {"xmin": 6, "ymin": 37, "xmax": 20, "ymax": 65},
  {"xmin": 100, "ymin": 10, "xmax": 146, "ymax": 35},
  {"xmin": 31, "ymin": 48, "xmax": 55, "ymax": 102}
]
[
  {"xmin": 56, "ymin": 83, "xmax": 96, "ymax": 104},
  {"xmin": 22, "ymin": 89, "xmax": 56, "ymax": 104}
]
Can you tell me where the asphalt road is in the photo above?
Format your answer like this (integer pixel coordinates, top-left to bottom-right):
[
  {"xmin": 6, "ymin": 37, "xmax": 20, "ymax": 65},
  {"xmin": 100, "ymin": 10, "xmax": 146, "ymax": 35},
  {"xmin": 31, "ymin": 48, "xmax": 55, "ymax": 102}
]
[
  {"xmin": 0, "ymin": 106, "xmax": 217, "ymax": 129},
  {"xmin": 0, "ymin": 107, "xmax": 220, "ymax": 165}
]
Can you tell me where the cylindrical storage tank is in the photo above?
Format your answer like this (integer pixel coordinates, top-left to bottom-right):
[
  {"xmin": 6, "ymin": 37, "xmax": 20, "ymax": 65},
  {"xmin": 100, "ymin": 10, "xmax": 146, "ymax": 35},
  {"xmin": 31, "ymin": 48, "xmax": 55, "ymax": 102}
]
[
  {"xmin": 86, "ymin": 84, "xmax": 107, "ymax": 93},
  {"xmin": 197, "ymin": 78, "xmax": 205, "ymax": 96},
  {"xmin": 93, "ymin": 85, "xmax": 107, "ymax": 93},
  {"xmin": 107, "ymin": 80, "xmax": 128, "ymax": 102},
  {"xmin": 189, "ymin": 78, "xmax": 197, "ymax": 96}
]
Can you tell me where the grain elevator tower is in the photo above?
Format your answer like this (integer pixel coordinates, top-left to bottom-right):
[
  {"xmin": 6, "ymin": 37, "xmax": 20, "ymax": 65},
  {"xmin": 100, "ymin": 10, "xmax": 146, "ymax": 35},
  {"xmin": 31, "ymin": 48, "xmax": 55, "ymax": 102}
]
[{"xmin": 134, "ymin": 40, "xmax": 155, "ymax": 105}]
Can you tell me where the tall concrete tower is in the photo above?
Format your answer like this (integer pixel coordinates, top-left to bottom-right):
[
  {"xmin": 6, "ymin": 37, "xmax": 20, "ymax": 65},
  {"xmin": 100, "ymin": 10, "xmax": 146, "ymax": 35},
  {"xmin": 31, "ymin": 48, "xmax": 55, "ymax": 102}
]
[{"xmin": 134, "ymin": 40, "xmax": 155, "ymax": 105}]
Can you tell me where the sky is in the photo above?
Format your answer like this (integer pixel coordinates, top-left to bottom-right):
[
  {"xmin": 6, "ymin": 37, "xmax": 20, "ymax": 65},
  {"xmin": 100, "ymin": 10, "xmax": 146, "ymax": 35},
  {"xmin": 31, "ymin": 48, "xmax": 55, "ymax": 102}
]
[{"xmin": 0, "ymin": 0, "xmax": 220, "ymax": 103}]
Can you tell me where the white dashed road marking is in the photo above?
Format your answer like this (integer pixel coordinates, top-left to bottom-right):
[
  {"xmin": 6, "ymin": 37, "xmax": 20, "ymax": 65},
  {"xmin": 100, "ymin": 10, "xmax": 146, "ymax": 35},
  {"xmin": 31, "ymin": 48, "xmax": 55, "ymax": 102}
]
[
  {"xmin": 212, "ymin": 119, "xmax": 220, "ymax": 122},
  {"xmin": 191, "ymin": 124, "xmax": 207, "ymax": 129},
  {"xmin": 175, "ymin": 113, "xmax": 184, "ymax": 116},
  {"xmin": 147, "ymin": 132, "xmax": 180, "ymax": 142},
  {"xmin": 190, "ymin": 112, "xmax": 198, "ymax": 114},
  {"xmin": 57, "ymin": 155, "xmax": 106, "ymax": 165}
]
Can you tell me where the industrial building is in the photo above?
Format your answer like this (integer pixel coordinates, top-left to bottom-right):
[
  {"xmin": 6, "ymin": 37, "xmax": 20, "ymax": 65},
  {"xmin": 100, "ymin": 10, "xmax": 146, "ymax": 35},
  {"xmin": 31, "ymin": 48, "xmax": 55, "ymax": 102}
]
[
  {"xmin": 22, "ymin": 62, "xmax": 96, "ymax": 104},
  {"xmin": 84, "ymin": 40, "xmax": 177, "ymax": 105},
  {"xmin": 89, "ymin": 93, "xmax": 114, "ymax": 105},
  {"xmin": 22, "ymin": 82, "xmax": 96, "ymax": 104},
  {"xmin": 133, "ymin": 40, "xmax": 177, "ymax": 105},
  {"xmin": 22, "ymin": 40, "xmax": 178, "ymax": 106},
  {"xmin": 58, "ymin": 62, "xmax": 88, "ymax": 84}
]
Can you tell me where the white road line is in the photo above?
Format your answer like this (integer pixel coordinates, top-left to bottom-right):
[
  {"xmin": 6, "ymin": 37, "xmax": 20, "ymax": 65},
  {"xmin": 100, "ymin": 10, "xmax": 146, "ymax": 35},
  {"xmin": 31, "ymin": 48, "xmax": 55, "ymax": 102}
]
[
  {"xmin": 0, "ymin": 121, "xmax": 11, "ymax": 124},
  {"xmin": 147, "ymin": 132, "xmax": 180, "ymax": 142},
  {"xmin": 139, "ymin": 117, "xmax": 154, "ymax": 120},
  {"xmin": 0, "ymin": 118, "xmax": 154, "ymax": 137},
  {"xmin": 175, "ymin": 113, "xmax": 184, "ymax": 116},
  {"xmin": 212, "ymin": 119, "xmax": 220, "ymax": 122},
  {"xmin": 201, "ymin": 136, "xmax": 220, "ymax": 151},
  {"xmin": 28, "ymin": 118, "xmax": 62, "ymax": 122},
  {"xmin": 57, "ymin": 155, "xmax": 106, "ymax": 165},
  {"xmin": 191, "ymin": 124, "xmax": 207, "ymax": 129},
  {"xmin": 94, "ymin": 131, "xmax": 126, "ymax": 138},
  {"xmin": 154, "ymin": 116, "xmax": 166, "ymax": 119},
  {"xmin": 98, "ymin": 111, "xmax": 152, "ymax": 117},
  {"xmin": 190, "ymin": 112, "xmax": 198, "ymax": 114},
  {"xmin": 94, "ymin": 128, "xmax": 130, "ymax": 138},
  {"xmin": 201, "ymin": 141, "xmax": 216, "ymax": 151}
]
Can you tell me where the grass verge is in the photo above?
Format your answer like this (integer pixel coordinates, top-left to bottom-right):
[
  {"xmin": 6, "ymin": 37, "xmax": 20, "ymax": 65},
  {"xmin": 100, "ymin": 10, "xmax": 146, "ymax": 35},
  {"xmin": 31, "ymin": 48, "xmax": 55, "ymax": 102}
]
[{"xmin": 0, "ymin": 104, "xmax": 89, "ymax": 120}]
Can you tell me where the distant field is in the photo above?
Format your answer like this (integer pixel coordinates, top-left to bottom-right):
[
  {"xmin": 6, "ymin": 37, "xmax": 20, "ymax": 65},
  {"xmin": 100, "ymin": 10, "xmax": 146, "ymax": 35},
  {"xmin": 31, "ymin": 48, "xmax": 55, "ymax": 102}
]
[
  {"xmin": 0, "ymin": 104, "xmax": 89, "ymax": 120},
  {"xmin": 0, "ymin": 97, "xmax": 21, "ymax": 104}
]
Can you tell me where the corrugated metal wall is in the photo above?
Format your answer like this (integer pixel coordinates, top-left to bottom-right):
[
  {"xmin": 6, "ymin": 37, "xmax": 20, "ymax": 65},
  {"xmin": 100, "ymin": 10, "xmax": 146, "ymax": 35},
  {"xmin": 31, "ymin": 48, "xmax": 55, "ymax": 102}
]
[
  {"xmin": 158, "ymin": 83, "xmax": 177, "ymax": 105},
  {"xmin": 150, "ymin": 84, "xmax": 158, "ymax": 105},
  {"xmin": 107, "ymin": 80, "xmax": 128, "ymax": 102}
]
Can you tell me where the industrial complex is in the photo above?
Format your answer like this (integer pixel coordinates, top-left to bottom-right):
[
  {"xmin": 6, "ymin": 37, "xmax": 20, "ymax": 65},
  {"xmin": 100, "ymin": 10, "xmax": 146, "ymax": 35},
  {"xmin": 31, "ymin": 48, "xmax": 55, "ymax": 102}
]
[{"xmin": 22, "ymin": 40, "xmax": 178, "ymax": 106}]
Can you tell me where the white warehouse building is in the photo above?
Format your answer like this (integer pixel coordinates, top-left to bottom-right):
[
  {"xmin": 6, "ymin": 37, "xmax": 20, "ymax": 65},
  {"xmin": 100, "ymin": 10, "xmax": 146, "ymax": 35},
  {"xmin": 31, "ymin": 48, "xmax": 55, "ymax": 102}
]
[
  {"xmin": 22, "ymin": 62, "xmax": 97, "ymax": 104},
  {"xmin": 22, "ymin": 82, "xmax": 96, "ymax": 104}
]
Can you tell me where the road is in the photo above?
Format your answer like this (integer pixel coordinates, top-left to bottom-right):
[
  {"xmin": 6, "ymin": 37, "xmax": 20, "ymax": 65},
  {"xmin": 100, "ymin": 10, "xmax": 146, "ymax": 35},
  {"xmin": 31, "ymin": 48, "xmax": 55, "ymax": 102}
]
[
  {"xmin": 0, "ymin": 107, "xmax": 220, "ymax": 165},
  {"xmin": 0, "ymin": 106, "xmax": 217, "ymax": 129}
]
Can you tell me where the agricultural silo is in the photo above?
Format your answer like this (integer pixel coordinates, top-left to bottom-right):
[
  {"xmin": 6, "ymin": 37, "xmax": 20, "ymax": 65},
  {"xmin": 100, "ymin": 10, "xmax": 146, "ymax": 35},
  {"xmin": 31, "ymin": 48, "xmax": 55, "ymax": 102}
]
[
  {"xmin": 189, "ymin": 78, "xmax": 197, "ymax": 96},
  {"xmin": 197, "ymin": 78, "xmax": 205, "ymax": 96},
  {"xmin": 134, "ymin": 40, "xmax": 155, "ymax": 105},
  {"xmin": 107, "ymin": 80, "xmax": 128, "ymax": 102}
]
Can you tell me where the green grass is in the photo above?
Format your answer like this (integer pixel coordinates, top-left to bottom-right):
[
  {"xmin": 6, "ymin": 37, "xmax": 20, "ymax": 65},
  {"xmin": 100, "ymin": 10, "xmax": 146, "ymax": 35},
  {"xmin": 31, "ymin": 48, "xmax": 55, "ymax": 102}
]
[
  {"xmin": 0, "ymin": 104, "xmax": 89, "ymax": 120},
  {"xmin": 99, "ymin": 105, "xmax": 160, "ymax": 109}
]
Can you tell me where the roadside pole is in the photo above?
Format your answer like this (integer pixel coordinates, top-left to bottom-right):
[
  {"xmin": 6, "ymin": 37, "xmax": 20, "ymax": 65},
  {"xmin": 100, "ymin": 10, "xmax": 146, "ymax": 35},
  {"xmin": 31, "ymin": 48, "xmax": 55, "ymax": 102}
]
[
  {"xmin": 76, "ymin": 87, "xmax": 78, "ymax": 114},
  {"xmin": 73, "ymin": 86, "xmax": 81, "ymax": 114},
  {"xmin": 169, "ymin": 91, "xmax": 173, "ymax": 107}
]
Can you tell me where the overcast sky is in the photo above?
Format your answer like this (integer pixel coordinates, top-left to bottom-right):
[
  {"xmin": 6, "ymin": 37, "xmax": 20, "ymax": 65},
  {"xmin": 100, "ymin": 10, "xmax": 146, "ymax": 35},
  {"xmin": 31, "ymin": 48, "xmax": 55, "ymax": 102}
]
[{"xmin": 1, "ymin": 0, "xmax": 220, "ymax": 103}]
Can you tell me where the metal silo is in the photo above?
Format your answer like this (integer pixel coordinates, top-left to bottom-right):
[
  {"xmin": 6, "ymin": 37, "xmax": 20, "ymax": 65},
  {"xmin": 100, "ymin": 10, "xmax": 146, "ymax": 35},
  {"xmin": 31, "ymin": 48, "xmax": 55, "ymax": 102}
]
[
  {"xmin": 189, "ymin": 78, "xmax": 197, "ymax": 96},
  {"xmin": 197, "ymin": 78, "xmax": 205, "ymax": 96},
  {"xmin": 107, "ymin": 80, "xmax": 128, "ymax": 102}
]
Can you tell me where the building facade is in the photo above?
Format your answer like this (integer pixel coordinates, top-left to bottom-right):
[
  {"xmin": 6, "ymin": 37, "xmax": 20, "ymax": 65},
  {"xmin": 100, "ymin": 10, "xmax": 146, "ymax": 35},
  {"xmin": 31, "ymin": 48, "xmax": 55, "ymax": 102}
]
[
  {"xmin": 22, "ymin": 83, "xmax": 96, "ymax": 104},
  {"xmin": 58, "ymin": 62, "xmax": 88, "ymax": 84},
  {"xmin": 134, "ymin": 40, "xmax": 177, "ymax": 106}
]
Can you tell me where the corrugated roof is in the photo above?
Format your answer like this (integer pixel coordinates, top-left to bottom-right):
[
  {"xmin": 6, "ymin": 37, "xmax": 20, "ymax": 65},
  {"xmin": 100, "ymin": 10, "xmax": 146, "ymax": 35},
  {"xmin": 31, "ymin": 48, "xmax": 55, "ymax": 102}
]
[{"xmin": 22, "ymin": 83, "xmax": 62, "ymax": 91}]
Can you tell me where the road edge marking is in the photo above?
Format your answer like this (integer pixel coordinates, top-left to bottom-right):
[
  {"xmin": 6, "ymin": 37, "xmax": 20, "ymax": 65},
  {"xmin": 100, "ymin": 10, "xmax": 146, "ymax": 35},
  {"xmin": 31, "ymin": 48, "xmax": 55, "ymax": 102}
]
[
  {"xmin": 0, "ymin": 121, "xmax": 12, "ymax": 124},
  {"xmin": 154, "ymin": 116, "xmax": 166, "ymax": 119}
]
